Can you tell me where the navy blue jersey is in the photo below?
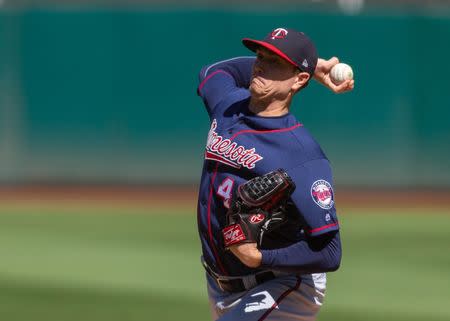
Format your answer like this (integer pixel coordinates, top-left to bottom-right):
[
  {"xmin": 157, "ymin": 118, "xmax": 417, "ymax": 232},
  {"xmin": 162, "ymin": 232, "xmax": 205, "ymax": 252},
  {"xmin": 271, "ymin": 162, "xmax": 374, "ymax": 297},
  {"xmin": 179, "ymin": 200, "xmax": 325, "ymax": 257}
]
[{"xmin": 197, "ymin": 57, "xmax": 340, "ymax": 276}]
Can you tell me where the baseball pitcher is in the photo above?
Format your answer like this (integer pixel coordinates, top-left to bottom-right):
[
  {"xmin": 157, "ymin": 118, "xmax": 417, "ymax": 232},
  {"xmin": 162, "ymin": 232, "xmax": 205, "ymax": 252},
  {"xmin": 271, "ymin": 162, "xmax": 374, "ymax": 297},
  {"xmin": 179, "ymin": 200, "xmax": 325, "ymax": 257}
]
[{"xmin": 196, "ymin": 27, "xmax": 354, "ymax": 321}]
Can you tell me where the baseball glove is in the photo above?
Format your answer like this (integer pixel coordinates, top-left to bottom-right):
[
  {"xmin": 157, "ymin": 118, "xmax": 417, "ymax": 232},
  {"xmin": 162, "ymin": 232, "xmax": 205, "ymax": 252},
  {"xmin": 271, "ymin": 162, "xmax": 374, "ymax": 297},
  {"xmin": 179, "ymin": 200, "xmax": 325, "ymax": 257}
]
[{"xmin": 222, "ymin": 169, "xmax": 296, "ymax": 249}]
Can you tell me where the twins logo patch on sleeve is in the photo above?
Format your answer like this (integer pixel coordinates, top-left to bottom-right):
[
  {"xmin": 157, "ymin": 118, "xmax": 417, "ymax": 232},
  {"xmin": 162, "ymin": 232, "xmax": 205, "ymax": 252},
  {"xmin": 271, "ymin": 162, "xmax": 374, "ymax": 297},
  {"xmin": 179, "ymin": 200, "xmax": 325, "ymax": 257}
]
[{"xmin": 311, "ymin": 180, "xmax": 334, "ymax": 209}]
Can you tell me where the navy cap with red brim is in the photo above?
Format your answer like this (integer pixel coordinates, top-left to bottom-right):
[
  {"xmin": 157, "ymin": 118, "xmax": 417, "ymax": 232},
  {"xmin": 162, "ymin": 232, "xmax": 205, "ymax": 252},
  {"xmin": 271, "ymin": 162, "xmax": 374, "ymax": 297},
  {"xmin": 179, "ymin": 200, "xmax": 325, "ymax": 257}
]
[
  {"xmin": 242, "ymin": 38, "xmax": 300, "ymax": 68},
  {"xmin": 241, "ymin": 28, "xmax": 318, "ymax": 76}
]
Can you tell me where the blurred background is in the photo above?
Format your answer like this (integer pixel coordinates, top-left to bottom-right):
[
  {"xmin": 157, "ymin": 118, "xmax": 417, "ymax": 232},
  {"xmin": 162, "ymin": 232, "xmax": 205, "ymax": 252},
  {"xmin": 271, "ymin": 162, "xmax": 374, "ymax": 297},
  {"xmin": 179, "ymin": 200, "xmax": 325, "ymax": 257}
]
[{"xmin": 0, "ymin": 1, "xmax": 449, "ymax": 321}]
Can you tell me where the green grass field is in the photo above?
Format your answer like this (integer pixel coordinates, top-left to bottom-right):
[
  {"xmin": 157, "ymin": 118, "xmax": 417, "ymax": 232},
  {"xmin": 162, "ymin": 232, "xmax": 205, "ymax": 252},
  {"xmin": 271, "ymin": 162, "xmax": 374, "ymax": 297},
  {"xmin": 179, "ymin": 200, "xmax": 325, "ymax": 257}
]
[{"xmin": 0, "ymin": 206, "xmax": 449, "ymax": 321}]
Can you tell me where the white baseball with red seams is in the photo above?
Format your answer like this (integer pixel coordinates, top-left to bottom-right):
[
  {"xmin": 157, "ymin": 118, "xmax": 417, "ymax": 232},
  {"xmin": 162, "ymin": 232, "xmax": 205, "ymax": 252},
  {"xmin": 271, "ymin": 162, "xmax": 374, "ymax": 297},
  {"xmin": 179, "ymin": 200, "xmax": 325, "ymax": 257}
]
[{"xmin": 330, "ymin": 63, "xmax": 353, "ymax": 85}]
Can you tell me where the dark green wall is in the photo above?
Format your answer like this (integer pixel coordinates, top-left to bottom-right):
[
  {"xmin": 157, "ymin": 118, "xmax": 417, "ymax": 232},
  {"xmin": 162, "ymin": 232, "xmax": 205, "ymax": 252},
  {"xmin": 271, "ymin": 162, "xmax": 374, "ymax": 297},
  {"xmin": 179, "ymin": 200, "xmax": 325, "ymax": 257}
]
[{"xmin": 1, "ymin": 9, "xmax": 449, "ymax": 185}]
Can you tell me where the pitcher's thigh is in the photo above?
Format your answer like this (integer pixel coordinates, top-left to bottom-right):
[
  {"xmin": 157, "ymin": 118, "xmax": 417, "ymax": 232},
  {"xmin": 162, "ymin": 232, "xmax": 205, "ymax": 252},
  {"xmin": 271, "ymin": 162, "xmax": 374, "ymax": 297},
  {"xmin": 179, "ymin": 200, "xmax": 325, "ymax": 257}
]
[{"xmin": 216, "ymin": 276, "xmax": 324, "ymax": 321}]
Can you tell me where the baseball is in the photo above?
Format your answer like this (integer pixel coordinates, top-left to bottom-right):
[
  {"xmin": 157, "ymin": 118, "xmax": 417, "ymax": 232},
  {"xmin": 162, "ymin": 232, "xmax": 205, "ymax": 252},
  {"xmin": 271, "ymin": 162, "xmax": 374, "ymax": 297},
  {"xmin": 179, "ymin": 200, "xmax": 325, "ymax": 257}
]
[{"xmin": 330, "ymin": 63, "xmax": 354, "ymax": 85}]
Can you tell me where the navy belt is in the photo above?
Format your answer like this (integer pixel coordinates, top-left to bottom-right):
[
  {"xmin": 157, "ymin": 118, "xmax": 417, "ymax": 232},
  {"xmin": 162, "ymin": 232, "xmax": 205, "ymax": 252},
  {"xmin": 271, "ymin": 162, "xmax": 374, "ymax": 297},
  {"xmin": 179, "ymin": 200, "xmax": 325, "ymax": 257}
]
[{"xmin": 202, "ymin": 260, "xmax": 277, "ymax": 293}]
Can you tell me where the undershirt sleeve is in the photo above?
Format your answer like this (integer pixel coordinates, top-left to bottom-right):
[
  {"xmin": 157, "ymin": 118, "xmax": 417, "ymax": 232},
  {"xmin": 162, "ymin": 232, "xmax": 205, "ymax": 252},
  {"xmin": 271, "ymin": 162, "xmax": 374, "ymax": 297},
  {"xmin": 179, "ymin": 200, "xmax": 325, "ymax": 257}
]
[{"xmin": 260, "ymin": 230, "xmax": 342, "ymax": 273}]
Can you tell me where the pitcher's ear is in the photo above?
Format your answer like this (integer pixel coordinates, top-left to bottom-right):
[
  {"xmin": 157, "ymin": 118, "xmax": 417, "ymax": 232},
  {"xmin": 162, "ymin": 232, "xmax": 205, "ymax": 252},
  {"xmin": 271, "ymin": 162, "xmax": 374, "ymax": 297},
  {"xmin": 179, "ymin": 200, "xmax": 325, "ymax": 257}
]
[{"xmin": 292, "ymin": 72, "xmax": 310, "ymax": 93}]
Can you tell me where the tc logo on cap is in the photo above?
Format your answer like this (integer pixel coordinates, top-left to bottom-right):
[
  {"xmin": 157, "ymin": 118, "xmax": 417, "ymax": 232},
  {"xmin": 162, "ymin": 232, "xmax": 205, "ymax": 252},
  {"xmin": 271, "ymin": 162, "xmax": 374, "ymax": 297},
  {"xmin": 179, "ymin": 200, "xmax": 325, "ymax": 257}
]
[{"xmin": 271, "ymin": 28, "xmax": 288, "ymax": 40}]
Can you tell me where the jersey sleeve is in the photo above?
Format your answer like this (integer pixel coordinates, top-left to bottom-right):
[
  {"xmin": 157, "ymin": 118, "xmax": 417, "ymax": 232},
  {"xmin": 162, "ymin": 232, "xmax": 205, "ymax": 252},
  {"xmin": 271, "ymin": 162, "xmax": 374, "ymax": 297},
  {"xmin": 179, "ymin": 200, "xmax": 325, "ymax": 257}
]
[
  {"xmin": 197, "ymin": 57, "xmax": 255, "ymax": 117},
  {"xmin": 286, "ymin": 158, "xmax": 339, "ymax": 237}
]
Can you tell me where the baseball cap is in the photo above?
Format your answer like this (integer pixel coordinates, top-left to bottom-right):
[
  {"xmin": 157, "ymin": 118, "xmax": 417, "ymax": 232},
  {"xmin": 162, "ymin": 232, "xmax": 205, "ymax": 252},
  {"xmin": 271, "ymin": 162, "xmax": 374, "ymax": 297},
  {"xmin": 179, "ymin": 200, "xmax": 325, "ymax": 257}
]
[{"xmin": 242, "ymin": 27, "xmax": 318, "ymax": 76}]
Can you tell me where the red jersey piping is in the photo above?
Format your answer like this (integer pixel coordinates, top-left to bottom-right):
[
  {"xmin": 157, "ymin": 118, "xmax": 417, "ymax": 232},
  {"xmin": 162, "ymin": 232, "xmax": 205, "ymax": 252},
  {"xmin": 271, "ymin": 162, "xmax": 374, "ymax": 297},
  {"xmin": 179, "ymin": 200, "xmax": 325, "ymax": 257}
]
[
  {"xmin": 309, "ymin": 222, "xmax": 339, "ymax": 234},
  {"xmin": 198, "ymin": 70, "xmax": 232, "ymax": 93},
  {"xmin": 230, "ymin": 123, "xmax": 303, "ymax": 140}
]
